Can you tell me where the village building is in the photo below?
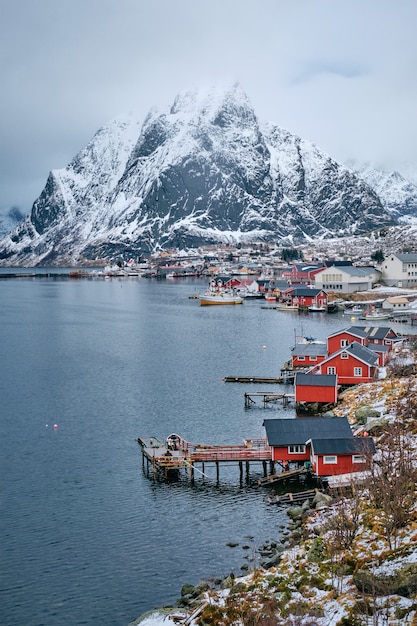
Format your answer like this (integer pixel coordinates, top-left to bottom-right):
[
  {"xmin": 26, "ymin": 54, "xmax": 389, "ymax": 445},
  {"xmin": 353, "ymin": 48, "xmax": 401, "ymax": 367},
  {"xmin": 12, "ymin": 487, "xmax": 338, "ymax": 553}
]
[
  {"xmin": 381, "ymin": 296, "xmax": 411, "ymax": 311},
  {"xmin": 308, "ymin": 341, "xmax": 379, "ymax": 385},
  {"xmin": 290, "ymin": 343, "xmax": 328, "ymax": 369},
  {"xmin": 280, "ymin": 262, "xmax": 325, "ymax": 285},
  {"xmin": 294, "ymin": 373, "xmax": 338, "ymax": 405},
  {"xmin": 379, "ymin": 253, "xmax": 417, "ymax": 288},
  {"xmin": 282, "ymin": 286, "xmax": 328, "ymax": 310},
  {"xmin": 308, "ymin": 437, "xmax": 376, "ymax": 476},
  {"xmin": 263, "ymin": 417, "xmax": 374, "ymax": 476},
  {"xmin": 313, "ymin": 265, "xmax": 380, "ymax": 293}
]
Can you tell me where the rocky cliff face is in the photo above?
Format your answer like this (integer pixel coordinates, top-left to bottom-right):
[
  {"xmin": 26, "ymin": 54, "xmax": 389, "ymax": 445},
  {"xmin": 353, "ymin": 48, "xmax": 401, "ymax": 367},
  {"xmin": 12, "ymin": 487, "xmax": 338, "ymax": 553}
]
[{"xmin": 0, "ymin": 84, "xmax": 395, "ymax": 266}]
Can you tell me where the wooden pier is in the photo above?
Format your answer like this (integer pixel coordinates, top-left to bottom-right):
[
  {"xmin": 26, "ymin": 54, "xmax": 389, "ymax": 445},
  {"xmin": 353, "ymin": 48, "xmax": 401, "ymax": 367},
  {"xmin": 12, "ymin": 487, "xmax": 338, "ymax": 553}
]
[
  {"xmin": 244, "ymin": 391, "xmax": 295, "ymax": 408},
  {"xmin": 137, "ymin": 433, "xmax": 275, "ymax": 481},
  {"xmin": 224, "ymin": 376, "xmax": 284, "ymax": 383}
]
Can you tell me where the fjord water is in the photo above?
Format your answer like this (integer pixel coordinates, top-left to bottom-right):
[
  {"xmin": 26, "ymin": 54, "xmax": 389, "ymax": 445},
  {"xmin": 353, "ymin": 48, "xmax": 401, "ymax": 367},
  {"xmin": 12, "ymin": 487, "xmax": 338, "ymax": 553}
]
[{"xmin": 0, "ymin": 277, "xmax": 349, "ymax": 625}]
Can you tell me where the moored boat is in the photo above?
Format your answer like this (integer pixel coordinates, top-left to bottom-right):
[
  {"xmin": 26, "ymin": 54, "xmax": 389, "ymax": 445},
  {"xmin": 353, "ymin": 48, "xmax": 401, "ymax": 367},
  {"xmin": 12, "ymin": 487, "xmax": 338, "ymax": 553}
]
[{"xmin": 199, "ymin": 290, "xmax": 243, "ymax": 306}]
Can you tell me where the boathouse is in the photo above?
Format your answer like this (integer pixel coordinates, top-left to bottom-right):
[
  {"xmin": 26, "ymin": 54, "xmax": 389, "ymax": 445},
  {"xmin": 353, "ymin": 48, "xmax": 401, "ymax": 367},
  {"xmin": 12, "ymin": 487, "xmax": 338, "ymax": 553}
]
[
  {"xmin": 294, "ymin": 373, "xmax": 338, "ymax": 405},
  {"xmin": 308, "ymin": 437, "xmax": 376, "ymax": 476},
  {"xmin": 262, "ymin": 417, "xmax": 353, "ymax": 464}
]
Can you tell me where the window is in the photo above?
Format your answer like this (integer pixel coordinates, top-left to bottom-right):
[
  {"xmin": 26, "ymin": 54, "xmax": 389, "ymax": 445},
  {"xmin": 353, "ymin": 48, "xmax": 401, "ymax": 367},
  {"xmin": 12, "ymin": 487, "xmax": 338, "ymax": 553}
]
[
  {"xmin": 298, "ymin": 356, "xmax": 305, "ymax": 361},
  {"xmin": 310, "ymin": 356, "xmax": 317, "ymax": 361},
  {"xmin": 353, "ymin": 455, "xmax": 366, "ymax": 464},
  {"xmin": 288, "ymin": 445, "xmax": 306, "ymax": 454},
  {"xmin": 323, "ymin": 456, "xmax": 337, "ymax": 464},
  {"xmin": 354, "ymin": 367, "xmax": 362, "ymax": 377},
  {"xmin": 340, "ymin": 339, "xmax": 348, "ymax": 347},
  {"xmin": 341, "ymin": 351, "xmax": 348, "ymax": 359},
  {"xmin": 327, "ymin": 366, "xmax": 336, "ymax": 375}
]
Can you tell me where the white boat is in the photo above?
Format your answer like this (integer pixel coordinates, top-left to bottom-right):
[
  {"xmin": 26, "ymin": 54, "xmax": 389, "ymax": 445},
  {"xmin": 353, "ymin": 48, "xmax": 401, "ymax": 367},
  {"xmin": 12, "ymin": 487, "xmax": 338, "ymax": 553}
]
[
  {"xmin": 308, "ymin": 305, "xmax": 327, "ymax": 312},
  {"xmin": 199, "ymin": 291, "xmax": 243, "ymax": 306},
  {"xmin": 343, "ymin": 305, "xmax": 364, "ymax": 315},
  {"xmin": 359, "ymin": 310, "xmax": 390, "ymax": 320},
  {"xmin": 276, "ymin": 302, "xmax": 299, "ymax": 311}
]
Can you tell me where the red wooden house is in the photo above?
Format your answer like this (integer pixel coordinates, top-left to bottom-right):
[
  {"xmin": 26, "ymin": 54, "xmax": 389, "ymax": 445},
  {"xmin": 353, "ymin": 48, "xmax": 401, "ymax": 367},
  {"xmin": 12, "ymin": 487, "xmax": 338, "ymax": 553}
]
[
  {"xmin": 291, "ymin": 343, "xmax": 328, "ymax": 369},
  {"xmin": 357, "ymin": 325, "xmax": 402, "ymax": 349},
  {"xmin": 327, "ymin": 327, "xmax": 368, "ymax": 355},
  {"xmin": 280, "ymin": 263, "xmax": 325, "ymax": 285},
  {"xmin": 263, "ymin": 417, "xmax": 375, "ymax": 476},
  {"xmin": 295, "ymin": 373, "xmax": 338, "ymax": 405},
  {"xmin": 262, "ymin": 417, "xmax": 353, "ymax": 465},
  {"xmin": 283, "ymin": 287, "xmax": 328, "ymax": 309},
  {"xmin": 308, "ymin": 341, "xmax": 379, "ymax": 385},
  {"xmin": 308, "ymin": 437, "xmax": 376, "ymax": 476}
]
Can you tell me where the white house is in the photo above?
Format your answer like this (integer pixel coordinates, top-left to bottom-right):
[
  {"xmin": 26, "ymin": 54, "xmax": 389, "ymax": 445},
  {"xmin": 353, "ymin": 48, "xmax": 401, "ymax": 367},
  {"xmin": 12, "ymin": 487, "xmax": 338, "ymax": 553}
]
[
  {"xmin": 313, "ymin": 265, "xmax": 380, "ymax": 293},
  {"xmin": 379, "ymin": 253, "xmax": 417, "ymax": 287},
  {"xmin": 381, "ymin": 296, "xmax": 410, "ymax": 311}
]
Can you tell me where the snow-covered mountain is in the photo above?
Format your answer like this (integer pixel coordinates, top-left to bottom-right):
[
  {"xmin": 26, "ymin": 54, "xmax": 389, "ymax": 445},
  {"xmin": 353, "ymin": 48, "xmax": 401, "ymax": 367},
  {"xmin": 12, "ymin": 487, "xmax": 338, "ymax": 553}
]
[
  {"xmin": 0, "ymin": 84, "xmax": 396, "ymax": 266},
  {"xmin": 347, "ymin": 161, "xmax": 417, "ymax": 224},
  {"xmin": 0, "ymin": 207, "xmax": 25, "ymax": 240}
]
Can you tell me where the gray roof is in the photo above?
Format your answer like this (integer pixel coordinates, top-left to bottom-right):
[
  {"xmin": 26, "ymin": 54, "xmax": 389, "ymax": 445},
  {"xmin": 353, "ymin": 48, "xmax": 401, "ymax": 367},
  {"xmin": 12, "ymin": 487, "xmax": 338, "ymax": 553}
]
[
  {"xmin": 288, "ymin": 287, "xmax": 324, "ymax": 297},
  {"xmin": 263, "ymin": 417, "xmax": 352, "ymax": 446},
  {"xmin": 346, "ymin": 342, "xmax": 379, "ymax": 365},
  {"xmin": 310, "ymin": 437, "xmax": 376, "ymax": 455},
  {"xmin": 295, "ymin": 373, "xmax": 337, "ymax": 387},
  {"xmin": 356, "ymin": 326, "xmax": 398, "ymax": 340},
  {"xmin": 393, "ymin": 253, "xmax": 417, "ymax": 263},
  {"xmin": 324, "ymin": 265, "xmax": 378, "ymax": 277},
  {"xmin": 292, "ymin": 344, "xmax": 328, "ymax": 357},
  {"xmin": 367, "ymin": 344, "xmax": 390, "ymax": 354},
  {"xmin": 327, "ymin": 326, "xmax": 368, "ymax": 340}
]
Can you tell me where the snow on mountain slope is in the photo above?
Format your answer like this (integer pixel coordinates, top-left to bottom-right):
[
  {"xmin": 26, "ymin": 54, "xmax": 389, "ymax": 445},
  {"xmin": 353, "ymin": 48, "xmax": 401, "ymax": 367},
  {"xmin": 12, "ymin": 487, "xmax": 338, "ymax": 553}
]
[
  {"xmin": 346, "ymin": 161, "xmax": 417, "ymax": 223},
  {"xmin": 0, "ymin": 85, "xmax": 396, "ymax": 266}
]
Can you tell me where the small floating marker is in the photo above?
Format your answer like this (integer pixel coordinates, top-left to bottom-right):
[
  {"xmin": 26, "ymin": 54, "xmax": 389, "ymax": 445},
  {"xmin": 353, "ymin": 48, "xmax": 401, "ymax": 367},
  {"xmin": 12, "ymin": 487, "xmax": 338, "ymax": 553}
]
[
  {"xmin": 53, "ymin": 424, "xmax": 58, "ymax": 429},
  {"xmin": 45, "ymin": 424, "xmax": 48, "ymax": 428},
  {"xmin": 263, "ymin": 345, "xmax": 267, "ymax": 350},
  {"xmin": 221, "ymin": 377, "xmax": 224, "ymax": 381}
]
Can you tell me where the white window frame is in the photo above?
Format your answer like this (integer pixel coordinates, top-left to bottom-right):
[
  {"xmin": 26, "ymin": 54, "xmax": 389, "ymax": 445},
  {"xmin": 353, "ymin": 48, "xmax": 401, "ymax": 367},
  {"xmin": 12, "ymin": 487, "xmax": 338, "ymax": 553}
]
[
  {"xmin": 298, "ymin": 356, "xmax": 305, "ymax": 361},
  {"xmin": 340, "ymin": 339, "xmax": 348, "ymax": 348},
  {"xmin": 327, "ymin": 366, "xmax": 336, "ymax": 375},
  {"xmin": 323, "ymin": 455, "xmax": 337, "ymax": 464},
  {"xmin": 352, "ymin": 455, "xmax": 366, "ymax": 464},
  {"xmin": 341, "ymin": 352, "xmax": 348, "ymax": 359},
  {"xmin": 354, "ymin": 367, "xmax": 363, "ymax": 377},
  {"xmin": 288, "ymin": 444, "xmax": 306, "ymax": 454}
]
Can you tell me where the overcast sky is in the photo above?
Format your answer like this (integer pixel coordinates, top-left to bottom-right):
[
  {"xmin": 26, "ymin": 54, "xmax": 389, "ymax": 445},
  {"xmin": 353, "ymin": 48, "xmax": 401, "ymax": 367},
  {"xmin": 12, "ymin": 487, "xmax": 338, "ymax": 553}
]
[{"xmin": 1, "ymin": 0, "xmax": 416, "ymax": 214}]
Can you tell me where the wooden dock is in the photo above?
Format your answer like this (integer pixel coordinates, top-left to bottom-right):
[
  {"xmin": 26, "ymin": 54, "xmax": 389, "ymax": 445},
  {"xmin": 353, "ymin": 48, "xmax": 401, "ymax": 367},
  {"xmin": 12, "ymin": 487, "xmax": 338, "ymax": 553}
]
[
  {"xmin": 137, "ymin": 433, "xmax": 274, "ymax": 481},
  {"xmin": 244, "ymin": 391, "xmax": 295, "ymax": 408},
  {"xmin": 224, "ymin": 376, "xmax": 284, "ymax": 383},
  {"xmin": 267, "ymin": 488, "xmax": 318, "ymax": 505}
]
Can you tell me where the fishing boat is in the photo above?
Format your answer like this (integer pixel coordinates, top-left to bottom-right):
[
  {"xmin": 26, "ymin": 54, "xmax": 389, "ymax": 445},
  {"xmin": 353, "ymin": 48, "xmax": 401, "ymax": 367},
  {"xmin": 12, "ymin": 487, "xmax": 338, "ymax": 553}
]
[
  {"xmin": 343, "ymin": 305, "xmax": 364, "ymax": 315},
  {"xmin": 308, "ymin": 304, "xmax": 327, "ymax": 312},
  {"xmin": 276, "ymin": 302, "xmax": 299, "ymax": 311},
  {"xmin": 359, "ymin": 310, "xmax": 390, "ymax": 321},
  {"xmin": 199, "ymin": 290, "xmax": 243, "ymax": 306}
]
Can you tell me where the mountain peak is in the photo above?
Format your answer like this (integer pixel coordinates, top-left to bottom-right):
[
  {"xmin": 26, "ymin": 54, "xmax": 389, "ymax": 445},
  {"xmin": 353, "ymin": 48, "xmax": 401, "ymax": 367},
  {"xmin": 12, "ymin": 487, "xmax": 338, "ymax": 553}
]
[{"xmin": 0, "ymin": 86, "xmax": 399, "ymax": 266}]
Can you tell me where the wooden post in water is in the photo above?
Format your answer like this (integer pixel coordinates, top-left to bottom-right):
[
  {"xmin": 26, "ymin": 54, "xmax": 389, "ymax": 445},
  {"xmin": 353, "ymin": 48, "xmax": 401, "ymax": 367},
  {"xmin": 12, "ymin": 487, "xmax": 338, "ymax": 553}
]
[
  {"xmin": 190, "ymin": 461, "xmax": 194, "ymax": 481},
  {"xmin": 262, "ymin": 460, "xmax": 267, "ymax": 476},
  {"xmin": 239, "ymin": 461, "xmax": 243, "ymax": 481},
  {"xmin": 216, "ymin": 461, "xmax": 219, "ymax": 482}
]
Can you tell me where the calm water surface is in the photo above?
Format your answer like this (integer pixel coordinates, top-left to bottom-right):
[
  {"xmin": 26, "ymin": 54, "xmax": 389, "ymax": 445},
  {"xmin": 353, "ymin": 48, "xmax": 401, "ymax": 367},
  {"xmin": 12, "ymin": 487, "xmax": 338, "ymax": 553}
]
[{"xmin": 0, "ymin": 277, "xmax": 405, "ymax": 625}]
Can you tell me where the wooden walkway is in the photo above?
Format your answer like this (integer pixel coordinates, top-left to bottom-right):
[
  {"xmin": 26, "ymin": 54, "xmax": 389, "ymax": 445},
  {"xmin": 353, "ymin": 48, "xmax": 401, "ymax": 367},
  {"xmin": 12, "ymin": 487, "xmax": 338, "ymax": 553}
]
[
  {"xmin": 258, "ymin": 466, "xmax": 307, "ymax": 486},
  {"xmin": 137, "ymin": 433, "xmax": 274, "ymax": 481},
  {"xmin": 224, "ymin": 376, "xmax": 284, "ymax": 383}
]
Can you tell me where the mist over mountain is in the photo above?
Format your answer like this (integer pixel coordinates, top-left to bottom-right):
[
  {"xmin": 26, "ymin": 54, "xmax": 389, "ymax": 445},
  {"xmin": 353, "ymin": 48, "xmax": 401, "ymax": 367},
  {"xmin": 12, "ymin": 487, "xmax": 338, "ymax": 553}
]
[
  {"xmin": 0, "ymin": 207, "xmax": 25, "ymax": 240},
  {"xmin": 0, "ymin": 84, "xmax": 398, "ymax": 266}
]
